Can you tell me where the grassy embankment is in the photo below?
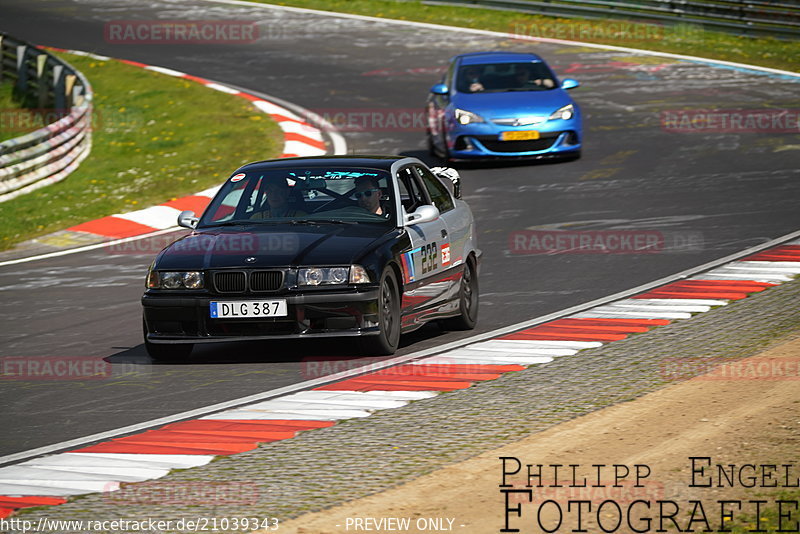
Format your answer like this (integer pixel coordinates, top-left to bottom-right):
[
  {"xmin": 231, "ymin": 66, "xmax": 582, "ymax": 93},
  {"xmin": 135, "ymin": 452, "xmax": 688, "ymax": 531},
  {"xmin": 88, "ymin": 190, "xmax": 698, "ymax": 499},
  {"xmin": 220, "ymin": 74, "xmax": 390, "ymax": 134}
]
[
  {"xmin": 0, "ymin": 52, "xmax": 284, "ymax": 250},
  {"xmin": 267, "ymin": 0, "xmax": 800, "ymax": 72}
]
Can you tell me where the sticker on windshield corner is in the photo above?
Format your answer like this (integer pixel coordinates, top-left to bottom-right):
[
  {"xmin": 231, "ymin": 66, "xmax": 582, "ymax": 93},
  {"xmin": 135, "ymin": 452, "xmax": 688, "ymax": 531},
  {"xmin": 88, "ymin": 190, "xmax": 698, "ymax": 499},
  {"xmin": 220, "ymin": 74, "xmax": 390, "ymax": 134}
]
[
  {"xmin": 441, "ymin": 243, "xmax": 451, "ymax": 267},
  {"xmin": 230, "ymin": 173, "xmax": 246, "ymax": 182}
]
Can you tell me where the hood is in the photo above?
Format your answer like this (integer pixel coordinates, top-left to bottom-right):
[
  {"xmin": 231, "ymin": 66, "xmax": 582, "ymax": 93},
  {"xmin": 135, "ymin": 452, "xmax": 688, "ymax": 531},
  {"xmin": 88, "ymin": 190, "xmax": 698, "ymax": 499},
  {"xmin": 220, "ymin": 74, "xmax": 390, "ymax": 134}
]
[
  {"xmin": 452, "ymin": 89, "xmax": 573, "ymax": 121},
  {"xmin": 155, "ymin": 223, "xmax": 395, "ymax": 270}
]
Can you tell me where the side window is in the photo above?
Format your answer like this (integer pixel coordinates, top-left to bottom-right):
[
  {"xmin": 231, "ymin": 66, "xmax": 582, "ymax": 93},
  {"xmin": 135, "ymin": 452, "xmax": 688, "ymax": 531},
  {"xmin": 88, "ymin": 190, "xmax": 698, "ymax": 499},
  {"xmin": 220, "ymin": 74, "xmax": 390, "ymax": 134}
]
[
  {"xmin": 396, "ymin": 167, "xmax": 427, "ymax": 213},
  {"xmin": 415, "ymin": 166, "xmax": 454, "ymax": 214}
]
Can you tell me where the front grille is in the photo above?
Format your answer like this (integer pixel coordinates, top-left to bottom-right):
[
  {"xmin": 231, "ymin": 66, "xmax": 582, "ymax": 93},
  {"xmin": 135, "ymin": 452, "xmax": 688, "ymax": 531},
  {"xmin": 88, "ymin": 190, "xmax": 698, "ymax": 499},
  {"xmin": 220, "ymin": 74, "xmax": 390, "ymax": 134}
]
[
  {"xmin": 251, "ymin": 270, "xmax": 283, "ymax": 291},
  {"xmin": 214, "ymin": 271, "xmax": 246, "ymax": 293},
  {"xmin": 473, "ymin": 135, "xmax": 558, "ymax": 153}
]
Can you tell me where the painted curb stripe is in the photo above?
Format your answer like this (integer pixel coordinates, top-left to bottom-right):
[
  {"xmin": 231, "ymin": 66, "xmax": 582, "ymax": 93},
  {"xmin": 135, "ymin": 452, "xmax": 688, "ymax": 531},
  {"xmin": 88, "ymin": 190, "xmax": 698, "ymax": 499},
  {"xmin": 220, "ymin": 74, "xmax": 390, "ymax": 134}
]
[{"xmin": 67, "ymin": 216, "xmax": 158, "ymax": 239}]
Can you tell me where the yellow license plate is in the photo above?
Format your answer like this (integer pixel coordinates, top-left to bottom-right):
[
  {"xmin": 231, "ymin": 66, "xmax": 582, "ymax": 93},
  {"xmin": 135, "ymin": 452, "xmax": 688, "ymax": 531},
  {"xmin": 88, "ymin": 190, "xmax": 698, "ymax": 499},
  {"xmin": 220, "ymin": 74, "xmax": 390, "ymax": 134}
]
[{"xmin": 501, "ymin": 130, "xmax": 540, "ymax": 141}]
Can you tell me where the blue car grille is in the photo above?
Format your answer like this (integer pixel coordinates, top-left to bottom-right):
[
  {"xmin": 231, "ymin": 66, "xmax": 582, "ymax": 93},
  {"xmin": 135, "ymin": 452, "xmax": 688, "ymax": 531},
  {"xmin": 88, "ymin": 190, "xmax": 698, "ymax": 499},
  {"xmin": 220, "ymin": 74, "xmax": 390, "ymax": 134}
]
[{"xmin": 469, "ymin": 134, "xmax": 559, "ymax": 153}]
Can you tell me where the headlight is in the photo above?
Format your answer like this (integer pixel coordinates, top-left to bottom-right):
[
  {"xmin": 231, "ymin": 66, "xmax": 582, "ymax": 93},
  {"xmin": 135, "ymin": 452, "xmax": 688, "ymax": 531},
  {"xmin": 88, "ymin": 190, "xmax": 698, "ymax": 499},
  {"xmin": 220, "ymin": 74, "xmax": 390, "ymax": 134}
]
[
  {"xmin": 147, "ymin": 271, "xmax": 204, "ymax": 289},
  {"xmin": 298, "ymin": 267, "xmax": 349, "ymax": 286},
  {"xmin": 549, "ymin": 104, "xmax": 574, "ymax": 121},
  {"xmin": 162, "ymin": 272, "xmax": 183, "ymax": 289},
  {"xmin": 183, "ymin": 271, "xmax": 204, "ymax": 289},
  {"xmin": 454, "ymin": 108, "xmax": 485, "ymax": 125},
  {"xmin": 297, "ymin": 266, "xmax": 371, "ymax": 286}
]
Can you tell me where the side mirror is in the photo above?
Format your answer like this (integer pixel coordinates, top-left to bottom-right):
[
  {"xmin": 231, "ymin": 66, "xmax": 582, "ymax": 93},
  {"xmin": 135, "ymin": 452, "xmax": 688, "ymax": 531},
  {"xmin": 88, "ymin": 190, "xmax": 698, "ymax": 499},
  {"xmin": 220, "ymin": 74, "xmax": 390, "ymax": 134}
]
[
  {"xmin": 430, "ymin": 166, "xmax": 462, "ymax": 199},
  {"xmin": 405, "ymin": 205, "xmax": 440, "ymax": 226},
  {"xmin": 177, "ymin": 210, "xmax": 199, "ymax": 229},
  {"xmin": 561, "ymin": 78, "xmax": 580, "ymax": 90},
  {"xmin": 430, "ymin": 83, "xmax": 449, "ymax": 95}
]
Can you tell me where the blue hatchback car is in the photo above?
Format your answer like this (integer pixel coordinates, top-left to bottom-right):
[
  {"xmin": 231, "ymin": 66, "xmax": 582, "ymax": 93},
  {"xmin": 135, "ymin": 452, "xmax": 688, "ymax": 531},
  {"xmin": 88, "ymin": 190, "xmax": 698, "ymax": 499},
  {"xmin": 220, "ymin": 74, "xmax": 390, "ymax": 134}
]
[{"xmin": 426, "ymin": 52, "xmax": 582, "ymax": 160}]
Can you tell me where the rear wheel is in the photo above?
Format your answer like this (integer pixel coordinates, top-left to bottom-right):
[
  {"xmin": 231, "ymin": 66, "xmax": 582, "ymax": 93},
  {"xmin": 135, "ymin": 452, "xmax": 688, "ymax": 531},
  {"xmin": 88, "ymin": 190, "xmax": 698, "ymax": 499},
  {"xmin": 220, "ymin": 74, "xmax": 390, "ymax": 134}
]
[
  {"xmin": 359, "ymin": 269, "xmax": 401, "ymax": 355},
  {"xmin": 440, "ymin": 258, "xmax": 478, "ymax": 331},
  {"xmin": 143, "ymin": 317, "xmax": 193, "ymax": 362}
]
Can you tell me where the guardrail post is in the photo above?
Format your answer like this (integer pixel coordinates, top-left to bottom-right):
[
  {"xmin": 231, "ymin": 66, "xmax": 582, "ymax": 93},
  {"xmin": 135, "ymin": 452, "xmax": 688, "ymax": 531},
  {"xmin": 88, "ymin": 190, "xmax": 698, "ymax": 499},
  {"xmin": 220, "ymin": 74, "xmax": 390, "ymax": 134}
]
[
  {"xmin": 53, "ymin": 64, "xmax": 66, "ymax": 110},
  {"xmin": 36, "ymin": 53, "xmax": 48, "ymax": 108},
  {"xmin": 65, "ymin": 74, "xmax": 77, "ymax": 106},
  {"xmin": 14, "ymin": 45, "xmax": 28, "ymax": 97}
]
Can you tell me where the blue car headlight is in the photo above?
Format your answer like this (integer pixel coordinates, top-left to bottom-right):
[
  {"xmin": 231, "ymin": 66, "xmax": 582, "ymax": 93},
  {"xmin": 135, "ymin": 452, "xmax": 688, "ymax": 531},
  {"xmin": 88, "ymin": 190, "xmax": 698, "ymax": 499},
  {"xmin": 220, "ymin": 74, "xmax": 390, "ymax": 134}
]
[
  {"xmin": 548, "ymin": 104, "xmax": 574, "ymax": 121},
  {"xmin": 455, "ymin": 108, "xmax": 485, "ymax": 125}
]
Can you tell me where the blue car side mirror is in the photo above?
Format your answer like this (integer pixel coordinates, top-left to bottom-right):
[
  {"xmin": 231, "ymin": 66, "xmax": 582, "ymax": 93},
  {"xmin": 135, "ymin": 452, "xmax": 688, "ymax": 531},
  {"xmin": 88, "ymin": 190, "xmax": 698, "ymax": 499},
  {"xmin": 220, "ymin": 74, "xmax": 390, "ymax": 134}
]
[
  {"xmin": 561, "ymin": 78, "xmax": 580, "ymax": 90},
  {"xmin": 430, "ymin": 83, "xmax": 449, "ymax": 95}
]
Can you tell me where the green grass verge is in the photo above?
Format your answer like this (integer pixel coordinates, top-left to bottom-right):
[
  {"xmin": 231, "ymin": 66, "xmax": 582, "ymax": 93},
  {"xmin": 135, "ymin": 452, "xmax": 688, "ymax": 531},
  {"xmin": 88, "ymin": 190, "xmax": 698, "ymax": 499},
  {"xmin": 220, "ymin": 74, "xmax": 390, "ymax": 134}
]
[
  {"xmin": 0, "ymin": 52, "xmax": 284, "ymax": 250},
  {"xmin": 721, "ymin": 489, "xmax": 800, "ymax": 534},
  {"xmin": 264, "ymin": 0, "xmax": 799, "ymax": 72},
  {"xmin": 0, "ymin": 82, "xmax": 41, "ymax": 142}
]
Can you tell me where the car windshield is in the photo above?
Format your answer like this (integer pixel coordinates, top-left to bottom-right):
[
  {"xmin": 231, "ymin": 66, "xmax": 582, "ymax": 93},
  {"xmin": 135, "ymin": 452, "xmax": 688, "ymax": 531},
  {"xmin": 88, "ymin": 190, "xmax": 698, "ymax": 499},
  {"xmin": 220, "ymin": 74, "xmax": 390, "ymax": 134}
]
[
  {"xmin": 456, "ymin": 62, "xmax": 556, "ymax": 93},
  {"xmin": 198, "ymin": 167, "xmax": 395, "ymax": 227}
]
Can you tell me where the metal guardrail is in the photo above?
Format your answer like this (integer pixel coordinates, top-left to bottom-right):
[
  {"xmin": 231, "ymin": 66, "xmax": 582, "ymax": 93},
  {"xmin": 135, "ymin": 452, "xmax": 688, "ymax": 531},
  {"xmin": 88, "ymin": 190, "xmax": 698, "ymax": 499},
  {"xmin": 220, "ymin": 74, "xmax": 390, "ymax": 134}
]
[
  {"xmin": 424, "ymin": 0, "xmax": 800, "ymax": 39},
  {"xmin": 0, "ymin": 33, "xmax": 93, "ymax": 203}
]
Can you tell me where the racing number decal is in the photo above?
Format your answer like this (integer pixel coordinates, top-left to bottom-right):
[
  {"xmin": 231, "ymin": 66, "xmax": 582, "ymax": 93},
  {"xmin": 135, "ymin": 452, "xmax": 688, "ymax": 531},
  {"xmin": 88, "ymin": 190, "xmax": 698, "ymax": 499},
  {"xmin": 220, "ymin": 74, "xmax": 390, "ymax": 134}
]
[
  {"xmin": 403, "ymin": 240, "xmax": 450, "ymax": 282},
  {"xmin": 420, "ymin": 242, "xmax": 438, "ymax": 275}
]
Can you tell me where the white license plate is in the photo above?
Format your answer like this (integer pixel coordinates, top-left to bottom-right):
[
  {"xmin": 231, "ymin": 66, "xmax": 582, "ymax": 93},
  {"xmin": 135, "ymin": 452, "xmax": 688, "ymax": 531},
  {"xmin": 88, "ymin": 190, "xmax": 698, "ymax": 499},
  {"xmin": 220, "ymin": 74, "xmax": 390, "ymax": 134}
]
[{"xmin": 210, "ymin": 300, "xmax": 287, "ymax": 318}]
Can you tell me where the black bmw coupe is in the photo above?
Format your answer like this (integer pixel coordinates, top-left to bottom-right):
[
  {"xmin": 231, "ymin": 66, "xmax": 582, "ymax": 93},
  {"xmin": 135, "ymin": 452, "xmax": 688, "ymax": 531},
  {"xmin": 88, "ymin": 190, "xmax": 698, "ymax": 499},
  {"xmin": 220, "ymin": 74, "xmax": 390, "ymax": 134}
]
[{"xmin": 142, "ymin": 156, "xmax": 480, "ymax": 360}]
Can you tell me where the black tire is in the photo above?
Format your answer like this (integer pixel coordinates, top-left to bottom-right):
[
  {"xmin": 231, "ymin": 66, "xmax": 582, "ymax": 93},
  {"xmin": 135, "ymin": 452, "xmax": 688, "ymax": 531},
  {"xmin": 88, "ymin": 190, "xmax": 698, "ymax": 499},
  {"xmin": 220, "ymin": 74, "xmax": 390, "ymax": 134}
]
[
  {"xmin": 143, "ymin": 318, "xmax": 193, "ymax": 362},
  {"xmin": 359, "ymin": 269, "xmax": 401, "ymax": 355},
  {"xmin": 440, "ymin": 258, "xmax": 479, "ymax": 331}
]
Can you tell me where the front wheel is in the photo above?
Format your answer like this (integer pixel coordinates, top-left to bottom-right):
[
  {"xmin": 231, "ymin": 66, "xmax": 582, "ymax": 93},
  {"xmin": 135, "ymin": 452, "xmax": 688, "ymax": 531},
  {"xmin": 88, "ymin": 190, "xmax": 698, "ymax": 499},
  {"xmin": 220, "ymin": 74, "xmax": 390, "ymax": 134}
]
[
  {"xmin": 440, "ymin": 258, "xmax": 478, "ymax": 331},
  {"xmin": 359, "ymin": 269, "xmax": 401, "ymax": 355}
]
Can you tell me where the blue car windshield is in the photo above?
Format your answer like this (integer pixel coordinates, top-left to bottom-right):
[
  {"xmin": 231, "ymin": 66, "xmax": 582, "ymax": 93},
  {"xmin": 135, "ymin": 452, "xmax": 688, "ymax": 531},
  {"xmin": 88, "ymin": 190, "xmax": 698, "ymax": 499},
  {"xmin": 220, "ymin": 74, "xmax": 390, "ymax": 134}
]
[
  {"xmin": 199, "ymin": 168, "xmax": 395, "ymax": 227},
  {"xmin": 457, "ymin": 62, "xmax": 556, "ymax": 93}
]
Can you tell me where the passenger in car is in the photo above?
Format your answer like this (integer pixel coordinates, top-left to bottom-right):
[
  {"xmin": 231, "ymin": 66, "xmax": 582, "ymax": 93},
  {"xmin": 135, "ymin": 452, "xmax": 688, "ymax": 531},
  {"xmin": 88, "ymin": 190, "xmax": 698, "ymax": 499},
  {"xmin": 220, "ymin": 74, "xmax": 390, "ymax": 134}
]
[{"xmin": 252, "ymin": 176, "xmax": 307, "ymax": 218}]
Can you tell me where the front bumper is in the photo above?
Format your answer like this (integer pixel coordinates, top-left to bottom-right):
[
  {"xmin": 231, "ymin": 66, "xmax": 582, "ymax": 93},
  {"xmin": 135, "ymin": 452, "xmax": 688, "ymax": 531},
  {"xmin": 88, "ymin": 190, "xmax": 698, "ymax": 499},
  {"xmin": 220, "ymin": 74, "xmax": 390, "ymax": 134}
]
[
  {"xmin": 446, "ymin": 117, "xmax": 581, "ymax": 159},
  {"xmin": 142, "ymin": 288, "xmax": 381, "ymax": 344}
]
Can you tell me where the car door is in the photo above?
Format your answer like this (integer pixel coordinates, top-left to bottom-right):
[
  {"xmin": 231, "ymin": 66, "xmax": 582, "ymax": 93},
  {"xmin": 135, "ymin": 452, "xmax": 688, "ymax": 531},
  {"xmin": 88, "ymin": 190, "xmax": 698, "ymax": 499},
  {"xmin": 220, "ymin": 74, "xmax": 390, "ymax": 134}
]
[
  {"xmin": 413, "ymin": 164, "xmax": 470, "ymax": 303},
  {"xmin": 396, "ymin": 166, "xmax": 451, "ymax": 324}
]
